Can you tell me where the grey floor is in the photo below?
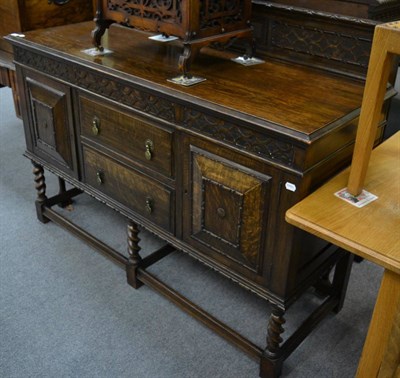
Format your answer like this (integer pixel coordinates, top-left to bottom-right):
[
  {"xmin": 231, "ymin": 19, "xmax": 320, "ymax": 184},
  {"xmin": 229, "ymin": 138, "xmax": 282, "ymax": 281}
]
[{"xmin": 0, "ymin": 85, "xmax": 396, "ymax": 378}]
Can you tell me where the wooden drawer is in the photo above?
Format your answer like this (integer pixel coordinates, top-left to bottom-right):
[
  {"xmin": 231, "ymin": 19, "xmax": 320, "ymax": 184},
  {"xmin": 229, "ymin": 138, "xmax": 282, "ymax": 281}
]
[
  {"xmin": 83, "ymin": 146, "xmax": 174, "ymax": 232},
  {"xmin": 79, "ymin": 95, "xmax": 173, "ymax": 177}
]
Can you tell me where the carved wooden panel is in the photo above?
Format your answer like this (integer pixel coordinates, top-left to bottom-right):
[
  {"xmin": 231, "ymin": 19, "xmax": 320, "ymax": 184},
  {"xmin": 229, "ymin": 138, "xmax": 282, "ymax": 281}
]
[
  {"xmin": 25, "ymin": 74, "xmax": 78, "ymax": 177},
  {"xmin": 94, "ymin": 0, "xmax": 253, "ymax": 75},
  {"xmin": 103, "ymin": 0, "xmax": 249, "ymax": 39},
  {"xmin": 14, "ymin": 49, "xmax": 297, "ymax": 169},
  {"xmin": 251, "ymin": 1, "xmax": 378, "ymax": 78},
  {"xmin": 14, "ymin": 48, "xmax": 177, "ymax": 123},
  {"xmin": 183, "ymin": 107, "xmax": 295, "ymax": 167},
  {"xmin": 185, "ymin": 146, "xmax": 271, "ymax": 273}
]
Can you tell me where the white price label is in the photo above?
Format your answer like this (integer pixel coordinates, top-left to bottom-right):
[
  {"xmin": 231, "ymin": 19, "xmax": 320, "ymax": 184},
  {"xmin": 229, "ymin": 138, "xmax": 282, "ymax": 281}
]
[{"xmin": 285, "ymin": 182, "xmax": 297, "ymax": 192}]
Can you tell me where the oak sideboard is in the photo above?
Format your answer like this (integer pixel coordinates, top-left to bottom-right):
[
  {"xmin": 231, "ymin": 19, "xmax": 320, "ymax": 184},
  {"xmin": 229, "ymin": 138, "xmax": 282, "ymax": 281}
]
[{"xmin": 6, "ymin": 20, "xmax": 395, "ymax": 377}]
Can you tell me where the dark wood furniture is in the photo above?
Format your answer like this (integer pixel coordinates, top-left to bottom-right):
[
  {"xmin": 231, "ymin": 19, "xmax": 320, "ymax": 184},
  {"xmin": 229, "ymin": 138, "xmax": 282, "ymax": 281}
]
[
  {"xmin": 6, "ymin": 20, "xmax": 395, "ymax": 377},
  {"xmin": 1, "ymin": 1, "xmax": 399, "ymax": 116},
  {"xmin": 264, "ymin": 0, "xmax": 400, "ymax": 20},
  {"xmin": 286, "ymin": 21, "xmax": 400, "ymax": 377},
  {"xmin": 251, "ymin": 1, "xmax": 400, "ymax": 80},
  {"xmin": 286, "ymin": 132, "xmax": 400, "ymax": 377},
  {"xmin": 0, "ymin": 0, "xmax": 94, "ymax": 116},
  {"xmin": 92, "ymin": 0, "xmax": 254, "ymax": 76}
]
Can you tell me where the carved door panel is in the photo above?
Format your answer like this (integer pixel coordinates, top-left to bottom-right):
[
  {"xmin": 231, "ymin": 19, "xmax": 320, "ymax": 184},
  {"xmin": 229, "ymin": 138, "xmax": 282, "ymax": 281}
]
[
  {"xmin": 23, "ymin": 71, "xmax": 78, "ymax": 177},
  {"xmin": 183, "ymin": 144, "xmax": 272, "ymax": 277}
]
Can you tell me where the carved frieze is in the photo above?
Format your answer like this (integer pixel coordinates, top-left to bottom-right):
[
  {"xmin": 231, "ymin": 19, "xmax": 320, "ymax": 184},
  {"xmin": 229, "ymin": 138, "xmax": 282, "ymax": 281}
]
[
  {"xmin": 15, "ymin": 47, "xmax": 296, "ymax": 167},
  {"xmin": 270, "ymin": 21, "xmax": 370, "ymax": 69},
  {"xmin": 14, "ymin": 47, "xmax": 176, "ymax": 122},
  {"xmin": 183, "ymin": 108, "xmax": 295, "ymax": 166},
  {"xmin": 251, "ymin": 1, "xmax": 379, "ymax": 77}
]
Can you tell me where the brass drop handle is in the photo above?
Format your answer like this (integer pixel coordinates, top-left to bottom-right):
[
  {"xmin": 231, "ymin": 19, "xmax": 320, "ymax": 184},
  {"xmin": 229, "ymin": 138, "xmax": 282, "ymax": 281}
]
[
  {"xmin": 92, "ymin": 117, "xmax": 100, "ymax": 135},
  {"xmin": 145, "ymin": 197, "xmax": 153, "ymax": 214},
  {"xmin": 96, "ymin": 171, "xmax": 103, "ymax": 185},
  {"xmin": 145, "ymin": 139, "xmax": 153, "ymax": 161},
  {"xmin": 48, "ymin": 0, "xmax": 70, "ymax": 4}
]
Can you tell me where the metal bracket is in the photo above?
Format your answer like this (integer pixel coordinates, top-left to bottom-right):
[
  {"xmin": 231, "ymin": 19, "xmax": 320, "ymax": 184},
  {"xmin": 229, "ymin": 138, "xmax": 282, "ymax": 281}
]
[
  {"xmin": 232, "ymin": 56, "xmax": 265, "ymax": 66},
  {"xmin": 167, "ymin": 75, "xmax": 206, "ymax": 87},
  {"xmin": 81, "ymin": 48, "xmax": 113, "ymax": 57}
]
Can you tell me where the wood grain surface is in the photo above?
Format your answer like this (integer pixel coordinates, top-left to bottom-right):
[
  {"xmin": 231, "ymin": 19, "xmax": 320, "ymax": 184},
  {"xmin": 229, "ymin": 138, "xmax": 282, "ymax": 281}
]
[
  {"xmin": 286, "ymin": 132, "xmax": 400, "ymax": 274},
  {"xmin": 7, "ymin": 21, "xmax": 366, "ymax": 136}
]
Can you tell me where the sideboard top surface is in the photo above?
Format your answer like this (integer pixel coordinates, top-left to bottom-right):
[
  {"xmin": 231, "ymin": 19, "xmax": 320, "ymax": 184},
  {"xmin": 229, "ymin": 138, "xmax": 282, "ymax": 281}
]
[{"xmin": 8, "ymin": 22, "xmax": 367, "ymax": 140}]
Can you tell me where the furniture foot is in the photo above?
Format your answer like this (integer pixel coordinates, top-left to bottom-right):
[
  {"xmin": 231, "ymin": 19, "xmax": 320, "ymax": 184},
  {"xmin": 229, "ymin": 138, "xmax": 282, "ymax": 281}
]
[
  {"xmin": 260, "ymin": 306, "xmax": 286, "ymax": 378},
  {"xmin": 126, "ymin": 220, "xmax": 143, "ymax": 289},
  {"xmin": 32, "ymin": 161, "xmax": 49, "ymax": 223}
]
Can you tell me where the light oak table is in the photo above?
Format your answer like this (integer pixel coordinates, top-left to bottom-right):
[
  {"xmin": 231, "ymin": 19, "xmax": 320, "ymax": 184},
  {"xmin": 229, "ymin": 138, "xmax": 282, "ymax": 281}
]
[{"xmin": 286, "ymin": 132, "xmax": 400, "ymax": 377}]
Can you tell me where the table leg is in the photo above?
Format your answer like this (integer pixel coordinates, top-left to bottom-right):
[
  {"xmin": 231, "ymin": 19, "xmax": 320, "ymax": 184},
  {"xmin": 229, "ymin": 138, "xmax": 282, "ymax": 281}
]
[
  {"xmin": 32, "ymin": 161, "xmax": 49, "ymax": 224},
  {"xmin": 378, "ymin": 302, "xmax": 400, "ymax": 378},
  {"xmin": 126, "ymin": 220, "xmax": 143, "ymax": 289},
  {"xmin": 356, "ymin": 269, "xmax": 400, "ymax": 377}
]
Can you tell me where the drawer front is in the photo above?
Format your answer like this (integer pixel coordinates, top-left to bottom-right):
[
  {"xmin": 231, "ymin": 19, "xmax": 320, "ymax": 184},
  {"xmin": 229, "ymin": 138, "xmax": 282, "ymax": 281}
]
[
  {"xmin": 80, "ymin": 95, "xmax": 173, "ymax": 177},
  {"xmin": 83, "ymin": 146, "xmax": 174, "ymax": 232}
]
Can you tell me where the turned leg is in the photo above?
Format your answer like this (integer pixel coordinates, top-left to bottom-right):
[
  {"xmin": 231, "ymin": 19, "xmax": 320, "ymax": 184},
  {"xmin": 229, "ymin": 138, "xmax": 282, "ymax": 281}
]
[
  {"xmin": 92, "ymin": 21, "xmax": 114, "ymax": 51},
  {"xmin": 126, "ymin": 220, "xmax": 143, "ymax": 289},
  {"xmin": 178, "ymin": 43, "xmax": 201, "ymax": 78},
  {"xmin": 260, "ymin": 306, "xmax": 286, "ymax": 378},
  {"xmin": 32, "ymin": 161, "xmax": 49, "ymax": 223},
  {"xmin": 91, "ymin": 1, "xmax": 114, "ymax": 51}
]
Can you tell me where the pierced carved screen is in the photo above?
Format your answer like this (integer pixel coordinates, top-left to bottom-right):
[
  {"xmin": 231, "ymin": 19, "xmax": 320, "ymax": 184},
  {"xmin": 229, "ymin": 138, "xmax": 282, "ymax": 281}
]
[
  {"xmin": 104, "ymin": 0, "xmax": 250, "ymax": 39},
  {"xmin": 93, "ymin": 0, "xmax": 253, "ymax": 75},
  {"xmin": 200, "ymin": 0, "xmax": 246, "ymax": 27}
]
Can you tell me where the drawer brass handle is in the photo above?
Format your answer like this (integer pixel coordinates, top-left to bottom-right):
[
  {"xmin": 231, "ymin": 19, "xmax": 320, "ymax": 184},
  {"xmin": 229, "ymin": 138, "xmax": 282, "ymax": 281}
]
[
  {"xmin": 96, "ymin": 171, "xmax": 103, "ymax": 185},
  {"xmin": 145, "ymin": 139, "xmax": 153, "ymax": 161},
  {"xmin": 92, "ymin": 117, "xmax": 100, "ymax": 135},
  {"xmin": 48, "ymin": 0, "xmax": 70, "ymax": 4},
  {"xmin": 145, "ymin": 197, "xmax": 153, "ymax": 214}
]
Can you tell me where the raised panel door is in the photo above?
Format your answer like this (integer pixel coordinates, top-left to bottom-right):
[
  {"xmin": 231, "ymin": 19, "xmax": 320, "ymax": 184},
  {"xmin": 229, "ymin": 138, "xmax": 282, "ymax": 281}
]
[
  {"xmin": 183, "ymin": 144, "xmax": 272, "ymax": 276},
  {"xmin": 23, "ymin": 71, "xmax": 78, "ymax": 178}
]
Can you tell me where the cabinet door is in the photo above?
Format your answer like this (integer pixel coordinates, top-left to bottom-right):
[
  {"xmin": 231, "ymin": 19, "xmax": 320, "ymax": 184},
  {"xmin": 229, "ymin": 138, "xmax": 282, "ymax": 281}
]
[
  {"xmin": 183, "ymin": 144, "xmax": 272, "ymax": 276},
  {"xmin": 22, "ymin": 70, "xmax": 78, "ymax": 178}
]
